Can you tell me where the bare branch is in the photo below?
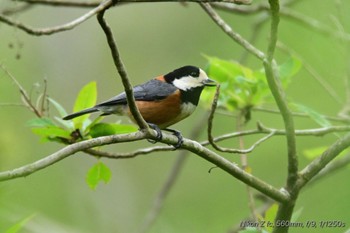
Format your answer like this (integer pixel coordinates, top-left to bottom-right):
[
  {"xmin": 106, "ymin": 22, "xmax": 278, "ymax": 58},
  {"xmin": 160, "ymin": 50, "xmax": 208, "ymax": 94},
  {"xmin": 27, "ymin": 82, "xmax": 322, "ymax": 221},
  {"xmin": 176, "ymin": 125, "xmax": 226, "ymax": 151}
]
[
  {"xmin": 0, "ymin": 64, "xmax": 42, "ymax": 117},
  {"xmin": 14, "ymin": 0, "xmax": 102, "ymax": 7},
  {"xmin": 200, "ymin": 3, "xmax": 266, "ymax": 61},
  {"xmin": 208, "ymin": 85, "xmax": 276, "ymax": 154},
  {"xmin": 253, "ymin": 107, "xmax": 350, "ymax": 124},
  {"xmin": 308, "ymin": 153, "xmax": 350, "ymax": 186},
  {"xmin": 0, "ymin": 0, "xmax": 113, "ymax": 36},
  {"xmin": 84, "ymin": 145, "xmax": 173, "ymax": 159},
  {"xmin": 0, "ymin": 131, "xmax": 146, "ymax": 182},
  {"xmin": 97, "ymin": 8, "xmax": 149, "ymax": 130},
  {"xmin": 297, "ymin": 133, "xmax": 350, "ymax": 189},
  {"xmin": 14, "ymin": 0, "xmax": 252, "ymax": 7},
  {"xmin": 0, "ymin": 130, "xmax": 289, "ymax": 203}
]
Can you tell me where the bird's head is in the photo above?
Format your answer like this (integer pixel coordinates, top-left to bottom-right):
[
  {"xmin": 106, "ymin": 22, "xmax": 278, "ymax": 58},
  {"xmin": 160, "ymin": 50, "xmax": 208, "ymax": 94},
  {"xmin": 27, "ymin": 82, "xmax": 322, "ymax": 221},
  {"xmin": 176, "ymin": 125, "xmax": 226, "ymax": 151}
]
[{"xmin": 164, "ymin": 65, "xmax": 216, "ymax": 91}]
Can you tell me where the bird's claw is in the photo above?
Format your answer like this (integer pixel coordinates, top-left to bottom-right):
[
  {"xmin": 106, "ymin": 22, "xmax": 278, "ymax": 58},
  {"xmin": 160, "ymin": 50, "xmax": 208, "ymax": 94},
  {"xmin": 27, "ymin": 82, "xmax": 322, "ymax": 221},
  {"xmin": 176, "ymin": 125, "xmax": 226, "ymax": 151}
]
[
  {"xmin": 146, "ymin": 124, "xmax": 183, "ymax": 149},
  {"xmin": 147, "ymin": 123, "xmax": 163, "ymax": 144},
  {"xmin": 164, "ymin": 128, "xmax": 183, "ymax": 149}
]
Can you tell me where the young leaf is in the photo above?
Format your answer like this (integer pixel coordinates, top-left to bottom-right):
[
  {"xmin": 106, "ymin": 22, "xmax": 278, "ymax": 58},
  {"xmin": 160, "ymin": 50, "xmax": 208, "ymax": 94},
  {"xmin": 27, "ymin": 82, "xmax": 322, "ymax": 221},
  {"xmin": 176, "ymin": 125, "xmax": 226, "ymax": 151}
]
[
  {"xmin": 31, "ymin": 126, "xmax": 71, "ymax": 142},
  {"xmin": 279, "ymin": 56, "xmax": 302, "ymax": 85},
  {"xmin": 303, "ymin": 146, "xmax": 328, "ymax": 160},
  {"xmin": 264, "ymin": 203, "xmax": 278, "ymax": 232},
  {"xmin": 72, "ymin": 81, "xmax": 97, "ymax": 129},
  {"xmin": 291, "ymin": 207, "xmax": 304, "ymax": 222},
  {"xmin": 86, "ymin": 161, "xmax": 112, "ymax": 190},
  {"xmin": 89, "ymin": 123, "xmax": 137, "ymax": 138},
  {"xmin": 48, "ymin": 97, "xmax": 68, "ymax": 117},
  {"xmin": 238, "ymin": 227, "xmax": 269, "ymax": 233},
  {"xmin": 5, "ymin": 214, "xmax": 35, "ymax": 233},
  {"xmin": 26, "ymin": 118, "xmax": 55, "ymax": 128},
  {"xmin": 303, "ymin": 146, "xmax": 349, "ymax": 160},
  {"xmin": 292, "ymin": 103, "xmax": 332, "ymax": 127}
]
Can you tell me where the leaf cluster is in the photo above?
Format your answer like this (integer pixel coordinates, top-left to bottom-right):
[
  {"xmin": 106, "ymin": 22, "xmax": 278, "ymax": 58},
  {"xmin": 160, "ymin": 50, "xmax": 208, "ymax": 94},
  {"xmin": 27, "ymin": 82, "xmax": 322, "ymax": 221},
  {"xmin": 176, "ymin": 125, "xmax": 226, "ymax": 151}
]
[{"xmin": 27, "ymin": 81, "xmax": 136, "ymax": 144}]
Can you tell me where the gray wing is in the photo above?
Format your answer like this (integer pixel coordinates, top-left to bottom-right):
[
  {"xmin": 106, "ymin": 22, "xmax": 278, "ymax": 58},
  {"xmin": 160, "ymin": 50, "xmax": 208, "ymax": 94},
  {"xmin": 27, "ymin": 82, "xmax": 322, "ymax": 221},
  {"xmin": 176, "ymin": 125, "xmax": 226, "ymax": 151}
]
[{"xmin": 96, "ymin": 79, "xmax": 177, "ymax": 107}]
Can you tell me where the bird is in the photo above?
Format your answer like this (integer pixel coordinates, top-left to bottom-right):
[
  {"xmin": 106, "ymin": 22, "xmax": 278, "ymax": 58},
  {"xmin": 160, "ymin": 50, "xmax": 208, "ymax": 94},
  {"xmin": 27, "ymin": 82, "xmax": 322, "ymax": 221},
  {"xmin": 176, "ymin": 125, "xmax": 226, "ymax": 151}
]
[{"xmin": 63, "ymin": 65, "xmax": 216, "ymax": 148}]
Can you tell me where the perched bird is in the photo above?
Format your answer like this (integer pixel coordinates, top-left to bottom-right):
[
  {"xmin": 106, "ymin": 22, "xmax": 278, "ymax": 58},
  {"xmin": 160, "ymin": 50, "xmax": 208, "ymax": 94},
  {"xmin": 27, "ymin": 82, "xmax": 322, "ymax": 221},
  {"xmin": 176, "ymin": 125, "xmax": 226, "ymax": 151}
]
[{"xmin": 63, "ymin": 65, "xmax": 216, "ymax": 148}]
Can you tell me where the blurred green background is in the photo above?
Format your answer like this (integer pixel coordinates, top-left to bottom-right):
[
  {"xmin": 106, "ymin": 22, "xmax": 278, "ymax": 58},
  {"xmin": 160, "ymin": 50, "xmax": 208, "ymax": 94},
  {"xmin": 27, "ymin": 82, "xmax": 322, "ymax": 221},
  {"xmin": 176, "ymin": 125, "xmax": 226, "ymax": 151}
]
[{"xmin": 1, "ymin": 0, "xmax": 350, "ymax": 232}]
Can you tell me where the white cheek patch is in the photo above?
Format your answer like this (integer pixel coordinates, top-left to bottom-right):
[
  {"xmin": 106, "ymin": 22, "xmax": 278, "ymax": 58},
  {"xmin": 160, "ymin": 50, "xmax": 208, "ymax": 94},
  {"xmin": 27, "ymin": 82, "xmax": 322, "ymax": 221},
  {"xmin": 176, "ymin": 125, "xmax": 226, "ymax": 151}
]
[{"xmin": 173, "ymin": 76, "xmax": 203, "ymax": 90}]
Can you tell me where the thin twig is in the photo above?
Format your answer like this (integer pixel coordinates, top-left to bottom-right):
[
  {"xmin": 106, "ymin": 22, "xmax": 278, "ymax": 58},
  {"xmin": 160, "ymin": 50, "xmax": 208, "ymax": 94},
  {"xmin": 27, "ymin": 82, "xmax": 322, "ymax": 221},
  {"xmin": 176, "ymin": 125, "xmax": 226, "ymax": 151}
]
[
  {"xmin": 0, "ymin": 103, "xmax": 26, "ymax": 107},
  {"xmin": 14, "ymin": 0, "xmax": 103, "ymax": 7},
  {"xmin": 80, "ymin": 124, "xmax": 350, "ymax": 159},
  {"xmin": 97, "ymin": 8, "xmax": 149, "ymax": 130},
  {"xmin": 0, "ymin": 0, "xmax": 113, "ymax": 36},
  {"xmin": 208, "ymin": 85, "xmax": 276, "ymax": 154},
  {"xmin": 14, "ymin": 0, "xmax": 252, "ymax": 6},
  {"xmin": 200, "ymin": 3, "xmax": 266, "ymax": 61},
  {"xmin": 0, "ymin": 64, "xmax": 42, "ymax": 117},
  {"xmin": 84, "ymin": 145, "xmax": 173, "ymax": 159},
  {"xmin": 1, "ymin": 3, "xmax": 33, "ymax": 15},
  {"xmin": 253, "ymin": 107, "xmax": 350, "ymax": 123}
]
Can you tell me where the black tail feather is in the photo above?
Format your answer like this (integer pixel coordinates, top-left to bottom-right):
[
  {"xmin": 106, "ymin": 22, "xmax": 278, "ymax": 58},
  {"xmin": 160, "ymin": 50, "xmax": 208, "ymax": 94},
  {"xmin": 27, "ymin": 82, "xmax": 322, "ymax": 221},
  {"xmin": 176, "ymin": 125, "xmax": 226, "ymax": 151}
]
[{"xmin": 63, "ymin": 107, "xmax": 98, "ymax": 120}]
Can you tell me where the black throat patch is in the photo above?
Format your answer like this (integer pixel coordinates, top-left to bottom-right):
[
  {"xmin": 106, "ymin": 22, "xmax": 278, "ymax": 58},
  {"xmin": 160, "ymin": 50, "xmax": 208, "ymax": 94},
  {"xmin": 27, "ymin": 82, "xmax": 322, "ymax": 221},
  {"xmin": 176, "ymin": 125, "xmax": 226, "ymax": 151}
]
[{"xmin": 180, "ymin": 86, "xmax": 204, "ymax": 106}]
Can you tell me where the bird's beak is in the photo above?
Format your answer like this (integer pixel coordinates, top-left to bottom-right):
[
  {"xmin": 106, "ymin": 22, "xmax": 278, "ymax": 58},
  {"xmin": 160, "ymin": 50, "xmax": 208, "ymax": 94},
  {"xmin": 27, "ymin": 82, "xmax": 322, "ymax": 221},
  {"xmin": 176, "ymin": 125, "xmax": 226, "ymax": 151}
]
[{"xmin": 203, "ymin": 78, "xmax": 217, "ymax": 87}]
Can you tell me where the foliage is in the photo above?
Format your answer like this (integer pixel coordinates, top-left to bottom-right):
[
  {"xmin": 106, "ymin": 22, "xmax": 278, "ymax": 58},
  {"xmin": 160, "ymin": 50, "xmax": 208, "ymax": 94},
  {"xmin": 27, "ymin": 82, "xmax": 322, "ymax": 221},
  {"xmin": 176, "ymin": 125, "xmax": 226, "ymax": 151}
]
[
  {"xmin": 86, "ymin": 161, "xmax": 112, "ymax": 190},
  {"xmin": 201, "ymin": 56, "xmax": 301, "ymax": 112},
  {"xmin": 27, "ymin": 81, "xmax": 137, "ymax": 144}
]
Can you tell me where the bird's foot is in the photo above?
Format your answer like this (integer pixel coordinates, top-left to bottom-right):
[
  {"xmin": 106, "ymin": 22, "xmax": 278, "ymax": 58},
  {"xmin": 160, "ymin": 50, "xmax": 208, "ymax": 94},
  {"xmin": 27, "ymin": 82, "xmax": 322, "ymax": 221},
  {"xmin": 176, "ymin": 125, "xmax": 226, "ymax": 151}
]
[
  {"xmin": 164, "ymin": 128, "xmax": 183, "ymax": 149},
  {"xmin": 147, "ymin": 123, "xmax": 163, "ymax": 144}
]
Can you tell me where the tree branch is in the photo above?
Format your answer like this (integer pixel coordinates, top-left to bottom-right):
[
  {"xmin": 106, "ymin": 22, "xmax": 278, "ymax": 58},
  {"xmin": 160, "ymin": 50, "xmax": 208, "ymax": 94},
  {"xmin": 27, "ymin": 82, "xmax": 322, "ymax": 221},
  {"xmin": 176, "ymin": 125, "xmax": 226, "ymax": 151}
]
[
  {"xmin": 0, "ymin": 130, "xmax": 289, "ymax": 203},
  {"xmin": 265, "ymin": 1, "xmax": 299, "ymax": 232},
  {"xmin": 207, "ymin": 85, "xmax": 276, "ymax": 154},
  {"xmin": 297, "ymin": 133, "xmax": 350, "ymax": 189},
  {"xmin": 0, "ymin": 132, "xmax": 146, "ymax": 182},
  {"xmin": 14, "ymin": 0, "xmax": 252, "ymax": 6},
  {"xmin": 0, "ymin": 0, "xmax": 113, "ymax": 36},
  {"xmin": 265, "ymin": 0, "xmax": 298, "ymax": 190},
  {"xmin": 200, "ymin": 3, "xmax": 266, "ymax": 61},
  {"xmin": 97, "ymin": 8, "xmax": 149, "ymax": 130}
]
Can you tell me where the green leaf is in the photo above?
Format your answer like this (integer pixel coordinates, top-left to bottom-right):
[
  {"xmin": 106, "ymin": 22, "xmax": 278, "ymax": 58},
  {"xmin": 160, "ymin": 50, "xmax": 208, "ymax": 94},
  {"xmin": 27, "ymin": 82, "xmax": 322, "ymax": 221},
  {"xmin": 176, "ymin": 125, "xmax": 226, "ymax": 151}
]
[
  {"xmin": 72, "ymin": 81, "xmax": 97, "ymax": 129},
  {"xmin": 89, "ymin": 123, "xmax": 137, "ymax": 138},
  {"xmin": 303, "ymin": 146, "xmax": 349, "ymax": 160},
  {"xmin": 5, "ymin": 214, "xmax": 35, "ymax": 233},
  {"xmin": 31, "ymin": 126, "xmax": 71, "ymax": 140},
  {"xmin": 303, "ymin": 146, "xmax": 328, "ymax": 159},
  {"xmin": 238, "ymin": 227, "xmax": 261, "ymax": 233},
  {"xmin": 54, "ymin": 116, "xmax": 74, "ymax": 130},
  {"xmin": 86, "ymin": 161, "xmax": 112, "ymax": 190},
  {"xmin": 279, "ymin": 56, "xmax": 302, "ymax": 84},
  {"xmin": 292, "ymin": 103, "xmax": 332, "ymax": 127},
  {"xmin": 48, "ymin": 97, "xmax": 68, "ymax": 117},
  {"xmin": 239, "ymin": 227, "xmax": 269, "ymax": 233},
  {"xmin": 26, "ymin": 118, "xmax": 55, "ymax": 128},
  {"xmin": 264, "ymin": 203, "xmax": 278, "ymax": 232},
  {"xmin": 291, "ymin": 207, "xmax": 304, "ymax": 222}
]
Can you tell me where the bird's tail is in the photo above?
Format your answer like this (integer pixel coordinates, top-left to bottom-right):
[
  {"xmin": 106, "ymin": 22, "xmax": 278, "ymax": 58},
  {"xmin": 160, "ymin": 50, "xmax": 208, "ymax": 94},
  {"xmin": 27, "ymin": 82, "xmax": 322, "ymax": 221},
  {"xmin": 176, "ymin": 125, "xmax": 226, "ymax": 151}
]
[{"xmin": 63, "ymin": 107, "xmax": 98, "ymax": 120}]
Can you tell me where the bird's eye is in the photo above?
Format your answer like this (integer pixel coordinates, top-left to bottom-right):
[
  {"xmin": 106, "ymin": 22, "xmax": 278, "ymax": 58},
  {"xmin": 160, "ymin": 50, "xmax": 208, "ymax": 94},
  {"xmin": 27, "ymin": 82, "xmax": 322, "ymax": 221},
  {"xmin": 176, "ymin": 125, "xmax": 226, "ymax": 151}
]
[{"xmin": 190, "ymin": 71, "xmax": 198, "ymax": 77}]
